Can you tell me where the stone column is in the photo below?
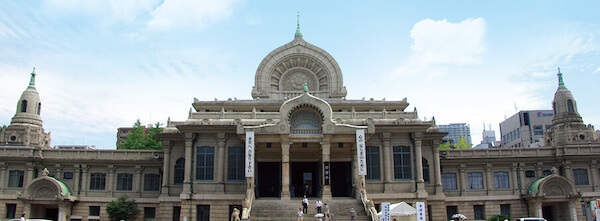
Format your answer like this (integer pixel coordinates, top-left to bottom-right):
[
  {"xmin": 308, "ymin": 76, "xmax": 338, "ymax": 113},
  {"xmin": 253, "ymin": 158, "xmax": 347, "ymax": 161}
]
[
  {"xmin": 107, "ymin": 165, "xmax": 115, "ymax": 196},
  {"xmin": 281, "ymin": 138, "xmax": 291, "ymax": 200},
  {"xmin": 535, "ymin": 162, "xmax": 543, "ymax": 178},
  {"xmin": 414, "ymin": 133, "xmax": 425, "ymax": 195},
  {"xmin": 162, "ymin": 141, "xmax": 172, "ymax": 195},
  {"xmin": 590, "ymin": 160, "xmax": 599, "ymax": 191},
  {"xmin": 484, "ymin": 164, "xmax": 493, "ymax": 195},
  {"xmin": 352, "ymin": 145, "xmax": 359, "ymax": 198},
  {"xmin": 183, "ymin": 134, "xmax": 194, "ymax": 195},
  {"xmin": 458, "ymin": 164, "xmax": 466, "ymax": 195},
  {"xmin": 55, "ymin": 164, "xmax": 63, "ymax": 181},
  {"xmin": 58, "ymin": 202, "xmax": 70, "ymax": 221},
  {"xmin": 432, "ymin": 140, "xmax": 444, "ymax": 195},
  {"xmin": 518, "ymin": 163, "xmax": 525, "ymax": 194},
  {"xmin": 81, "ymin": 165, "xmax": 89, "ymax": 196},
  {"xmin": 0, "ymin": 162, "xmax": 6, "ymax": 192},
  {"xmin": 216, "ymin": 133, "xmax": 227, "ymax": 193},
  {"xmin": 510, "ymin": 163, "xmax": 518, "ymax": 195},
  {"xmin": 564, "ymin": 161, "xmax": 573, "ymax": 181},
  {"xmin": 382, "ymin": 133, "xmax": 393, "ymax": 193},
  {"xmin": 26, "ymin": 162, "xmax": 34, "ymax": 185},
  {"xmin": 135, "ymin": 165, "xmax": 144, "ymax": 197},
  {"xmin": 321, "ymin": 138, "xmax": 332, "ymax": 200},
  {"xmin": 567, "ymin": 200, "xmax": 578, "ymax": 221},
  {"xmin": 74, "ymin": 165, "xmax": 81, "ymax": 196}
]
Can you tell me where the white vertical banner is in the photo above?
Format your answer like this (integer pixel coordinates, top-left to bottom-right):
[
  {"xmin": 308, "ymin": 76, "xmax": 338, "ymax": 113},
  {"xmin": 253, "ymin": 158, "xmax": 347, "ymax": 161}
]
[
  {"xmin": 381, "ymin": 202, "xmax": 391, "ymax": 221},
  {"xmin": 356, "ymin": 129, "xmax": 367, "ymax": 175},
  {"xmin": 245, "ymin": 131, "xmax": 255, "ymax": 177},
  {"xmin": 416, "ymin": 202, "xmax": 425, "ymax": 221}
]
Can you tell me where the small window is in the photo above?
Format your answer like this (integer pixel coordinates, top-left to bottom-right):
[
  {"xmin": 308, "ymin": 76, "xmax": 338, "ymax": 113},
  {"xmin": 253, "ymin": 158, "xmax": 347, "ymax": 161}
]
[
  {"xmin": 573, "ymin": 169, "xmax": 589, "ymax": 186},
  {"xmin": 441, "ymin": 173, "xmax": 457, "ymax": 190},
  {"xmin": 174, "ymin": 158, "xmax": 185, "ymax": 185},
  {"xmin": 468, "ymin": 172, "xmax": 484, "ymax": 189},
  {"xmin": 525, "ymin": 170, "xmax": 535, "ymax": 178},
  {"xmin": 37, "ymin": 102, "xmax": 41, "ymax": 115},
  {"xmin": 533, "ymin": 125, "xmax": 543, "ymax": 135},
  {"xmin": 197, "ymin": 205, "xmax": 210, "ymax": 221},
  {"xmin": 173, "ymin": 207, "xmax": 181, "ymax": 221},
  {"xmin": 63, "ymin": 172, "xmax": 74, "ymax": 180},
  {"xmin": 266, "ymin": 143, "xmax": 272, "ymax": 148},
  {"xmin": 446, "ymin": 206, "xmax": 458, "ymax": 221},
  {"xmin": 10, "ymin": 136, "xmax": 16, "ymax": 141},
  {"xmin": 500, "ymin": 204, "xmax": 511, "ymax": 217},
  {"xmin": 144, "ymin": 207, "xmax": 156, "ymax": 221},
  {"xmin": 338, "ymin": 142, "xmax": 344, "ymax": 148},
  {"xmin": 144, "ymin": 173, "xmax": 161, "ymax": 191},
  {"xmin": 21, "ymin": 100, "xmax": 27, "ymax": 112},
  {"xmin": 366, "ymin": 146, "xmax": 380, "ymax": 180},
  {"xmin": 89, "ymin": 206, "xmax": 101, "ymax": 216},
  {"xmin": 494, "ymin": 171, "xmax": 510, "ymax": 189},
  {"xmin": 474, "ymin": 205, "xmax": 485, "ymax": 220},
  {"xmin": 90, "ymin": 173, "xmax": 106, "ymax": 190},
  {"xmin": 5, "ymin": 203, "xmax": 17, "ymax": 219},
  {"xmin": 302, "ymin": 143, "xmax": 308, "ymax": 148},
  {"xmin": 117, "ymin": 173, "xmax": 133, "ymax": 191},
  {"xmin": 567, "ymin": 99, "xmax": 574, "ymax": 112},
  {"xmin": 228, "ymin": 146, "xmax": 245, "ymax": 181},
  {"xmin": 8, "ymin": 170, "xmax": 24, "ymax": 188}
]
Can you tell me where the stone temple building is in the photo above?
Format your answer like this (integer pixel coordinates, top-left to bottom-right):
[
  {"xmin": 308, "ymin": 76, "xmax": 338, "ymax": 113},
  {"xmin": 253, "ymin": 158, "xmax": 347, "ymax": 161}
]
[{"xmin": 1, "ymin": 25, "xmax": 599, "ymax": 221}]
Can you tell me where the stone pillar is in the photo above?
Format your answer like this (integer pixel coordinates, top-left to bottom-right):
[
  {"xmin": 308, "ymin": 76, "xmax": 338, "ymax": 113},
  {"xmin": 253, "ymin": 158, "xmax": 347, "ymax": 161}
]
[
  {"xmin": 281, "ymin": 138, "xmax": 291, "ymax": 200},
  {"xmin": 216, "ymin": 133, "xmax": 227, "ymax": 193},
  {"xmin": 183, "ymin": 134, "xmax": 194, "ymax": 195},
  {"xmin": 26, "ymin": 162, "xmax": 34, "ymax": 185},
  {"xmin": 107, "ymin": 165, "xmax": 115, "ymax": 196},
  {"xmin": 458, "ymin": 164, "xmax": 466, "ymax": 195},
  {"xmin": 81, "ymin": 165, "xmax": 89, "ymax": 196},
  {"xmin": 510, "ymin": 163, "xmax": 519, "ymax": 194},
  {"xmin": 382, "ymin": 133, "xmax": 393, "ymax": 193},
  {"xmin": 135, "ymin": 165, "xmax": 144, "ymax": 197},
  {"xmin": 73, "ymin": 164, "xmax": 81, "ymax": 195},
  {"xmin": 414, "ymin": 133, "xmax": 425, "ymax": 195},
  {"xmin": 321, "ymin": 138, "xmax": 332, "ymax": 200},
  {"xmin": 564, "ymin": 161, "xmax": 573, "ymax": 181},
  {"xmin": 567, "ymin": 199, "xmax": 578, "ymax": 221},
  {"xmin": 484, "ymin": 164, "xmax": 493, "ymax": 195},
  {"xmin": 432, "ymin": 140, "xmax": 444, "ymax": 195},
  {"xmin": 518, "ymin": 163, "xmax": 525, "ymax": 194},
  {"xmin": 528, "ymin": 200, "xmax": 542, "ymax": 218},
  {"xmin": 162, "ymin": 141, "xmax": 172, "ymax": 195},
  {"xmin": 0, "ymin": 162, "xmax": 6, "ymax": 192},
  {"xmin": 55, "ymin": 164, "xmax": 63, "ymax": 181},
  {"xmin": 590, "ymin": 160, "xmax": 599, "ymax": 191},
  {"xmin": 535, "ymin": 162, "xmax": 543, "ymax": 178},
  {"xmin": 58, "ymin": 202, "xmax": 70, "ymax": 221}
]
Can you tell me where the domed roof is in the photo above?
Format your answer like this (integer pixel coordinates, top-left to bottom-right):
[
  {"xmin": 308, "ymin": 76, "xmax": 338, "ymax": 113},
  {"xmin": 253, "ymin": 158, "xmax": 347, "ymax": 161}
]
[
  {"xmin": 11, "ymin": 68, "xmax": 43, "ymax": 127},
  {"xmin": 551, "ymin": 68, "xmax": 582, "ymax": 125},
  {"xmin": 252, "ymin": 27, "xmax": 347, "ymax": 100}
]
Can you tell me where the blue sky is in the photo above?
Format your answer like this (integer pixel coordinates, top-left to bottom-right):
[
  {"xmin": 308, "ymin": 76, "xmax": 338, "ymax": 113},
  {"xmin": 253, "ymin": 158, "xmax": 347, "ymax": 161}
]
[{"xmin": 1, "ymin": 0, "xmax": 599, "ymax": 149}]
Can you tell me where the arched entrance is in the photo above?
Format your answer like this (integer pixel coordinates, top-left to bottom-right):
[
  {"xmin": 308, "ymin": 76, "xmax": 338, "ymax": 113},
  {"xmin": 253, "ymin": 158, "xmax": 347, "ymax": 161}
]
[
  {"xmin": 525, "ymin": 172, "xmax": 581, "ymax": 221},
  {"xmin": 18, "ymin": 169, "xmax": 75, "ymax": 221}
]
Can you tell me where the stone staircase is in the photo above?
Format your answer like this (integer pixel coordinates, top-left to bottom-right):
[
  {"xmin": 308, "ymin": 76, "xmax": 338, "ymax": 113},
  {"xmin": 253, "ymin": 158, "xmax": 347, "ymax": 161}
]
[{"xmin": 250, "ymin": 197, "xmax": 371, "ymax": 220}]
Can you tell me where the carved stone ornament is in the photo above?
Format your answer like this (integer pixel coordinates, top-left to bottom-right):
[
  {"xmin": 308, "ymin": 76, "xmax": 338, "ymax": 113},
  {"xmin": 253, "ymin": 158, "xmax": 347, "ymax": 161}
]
[
  {"xmin": 545, "ymin": 184, "xmax": 564, "ymax": 196},
  {"xmin": 282, "ymin": 71, "xmax": 316, "ymax": 91}
]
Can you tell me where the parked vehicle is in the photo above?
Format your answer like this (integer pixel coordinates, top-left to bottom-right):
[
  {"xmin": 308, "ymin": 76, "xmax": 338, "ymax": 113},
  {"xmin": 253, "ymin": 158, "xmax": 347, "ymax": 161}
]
[{"xmin": 515, "ymin": 218, "xmax": 547, "ymax": 221}]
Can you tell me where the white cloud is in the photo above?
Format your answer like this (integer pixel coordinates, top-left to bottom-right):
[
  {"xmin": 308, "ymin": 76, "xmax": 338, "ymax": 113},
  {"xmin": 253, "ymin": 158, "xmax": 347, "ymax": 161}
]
[
  {"xmin": 410, "ymin": 18, "xmax": 486, "ymax": 66},
  {"xmin": 595, "ymin": 67, "xmax": 600, "ymax": 73},
  {"xmin": 146, "ymin": 0, "xmax": 240, "ymax": 30}
]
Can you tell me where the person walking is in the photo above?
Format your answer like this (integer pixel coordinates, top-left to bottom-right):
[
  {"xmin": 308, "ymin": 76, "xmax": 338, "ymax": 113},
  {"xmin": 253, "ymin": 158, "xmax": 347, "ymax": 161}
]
[
  {"xmin": 20, "ymin": 214, "xmax": 26, "ymax": 221},
  {"xmin": 350, "ymin": 208, "xmax": 356, "ymax": 221},
  {"xmin": 315, "ymin": 199, "xmax": 322, "ymax": 213},
  {"xmin": 297, "ymin": 208, "xmax": 304, "ymax": 221},
  {"xmin": 324, "ymin": 203, "xmax": 331, "ymax": 221},
  {"xmin": 302, "ymin": 195, "xmax": 309, "ymax": 214}
]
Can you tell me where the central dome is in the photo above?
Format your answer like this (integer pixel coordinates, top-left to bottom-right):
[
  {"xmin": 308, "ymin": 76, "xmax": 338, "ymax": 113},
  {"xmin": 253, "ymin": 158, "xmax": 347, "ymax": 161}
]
[{"xmin": 252, "ymin": 34, "xmax": 347, "ymax": 99}]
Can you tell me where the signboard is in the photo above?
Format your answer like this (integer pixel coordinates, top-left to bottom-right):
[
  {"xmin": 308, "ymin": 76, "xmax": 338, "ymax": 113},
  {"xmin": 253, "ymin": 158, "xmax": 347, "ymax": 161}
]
[
  {"xmin": 591, "ymin": 199, "xmax": 600, "ymax": 221},
  {"xmin": 381, "ymin": 202, "xmax": 391, "ymax": 221},
  {"xmin": 416, "ymin": 202, "xmax": 426, "ymax": 221},
  {"xmin": 245, "ymin": 131, "xmax": 254, "ymax": 177},
  {"xmin": 356, "ymin": 129, "xmax": 367, "ymax": 175},
  {"xmin": 324, "ymin": 162, "xmax": 330, "ymax": 185}
]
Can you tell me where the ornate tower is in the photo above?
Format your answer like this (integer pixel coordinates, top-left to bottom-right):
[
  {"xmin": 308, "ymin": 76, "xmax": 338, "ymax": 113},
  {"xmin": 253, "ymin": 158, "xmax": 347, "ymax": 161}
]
[
  {"xmin": 0, "ymin": 68, "xmax": 51, "ymax": 148},
  {"xmin": 545, "ymin": 68, "xmax": 596, "ymax": 146}
]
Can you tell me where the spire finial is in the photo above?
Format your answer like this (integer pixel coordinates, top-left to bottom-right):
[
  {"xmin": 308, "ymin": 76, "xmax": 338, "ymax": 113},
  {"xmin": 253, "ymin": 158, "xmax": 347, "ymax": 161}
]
[
  {"xmin": 295, "ymin": 11, "xmax": 303, "ymax": 38},
  {"xmin": 29, "ymin": 67, "xmax": 36, "ymax": 87},
  {"xmin": 303, "ymin": 83, "xmax": 308, "ymax": 92},
  {"xmin": 557, "ymin": 67, "xmax": 566, "ymax": 89}
]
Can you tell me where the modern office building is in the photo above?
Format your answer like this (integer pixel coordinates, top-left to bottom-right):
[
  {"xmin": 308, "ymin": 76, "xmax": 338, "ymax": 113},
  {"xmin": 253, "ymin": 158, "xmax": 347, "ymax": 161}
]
[
  {"xmin": 1, "ymin": 28, "xmax": 599, "ymax": 221},
  {"xmin": 499, "ymin": 110, "xmax": 554, "ymax": 148},
  {"xmin": 438, "ymin": 123, "xmax": 472, "ymax": 145},
  {"xmin": 473, "ymin": 126, "xmax": 497, "ymax": 149}
]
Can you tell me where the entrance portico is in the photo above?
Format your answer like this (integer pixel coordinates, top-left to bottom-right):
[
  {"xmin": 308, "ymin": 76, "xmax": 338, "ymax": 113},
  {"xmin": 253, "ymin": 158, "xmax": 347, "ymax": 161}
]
[
  {"xmin": 19, "ymin": 168, "xmax": 75, "ymax": 221},
  {"xmin": 525, "ymin": 171, "xmax": 581, "ymax": 221}
]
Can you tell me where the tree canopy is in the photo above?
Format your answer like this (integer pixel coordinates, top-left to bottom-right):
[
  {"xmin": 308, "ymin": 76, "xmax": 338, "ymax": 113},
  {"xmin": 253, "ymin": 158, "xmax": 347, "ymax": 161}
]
[
  {"xmin": 118, "ymin": 119, "xmax": 163, "ymax": 150},
  {"xmin": 440, "ymin": 134, "xmax": 472, "ymax": 149},
  {"xmin": 106, "ymin": 195, "xmax": 140, "ymax": 221}
]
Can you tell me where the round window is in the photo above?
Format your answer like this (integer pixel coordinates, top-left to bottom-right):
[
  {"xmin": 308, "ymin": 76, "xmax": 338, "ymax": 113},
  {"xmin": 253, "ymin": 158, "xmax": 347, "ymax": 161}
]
[
  {"xmin": 579, "ymin": 135, "xmax": 585, "ymax": 140},
  {"xmin": 10, "ymin": 136, "xmax": 17, "ymax": 141}
]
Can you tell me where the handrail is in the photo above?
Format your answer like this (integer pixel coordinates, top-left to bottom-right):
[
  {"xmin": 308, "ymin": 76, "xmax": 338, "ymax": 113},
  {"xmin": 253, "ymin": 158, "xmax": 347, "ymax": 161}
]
[
  {"xmin": 358, "ymin": 176, "xmax": 378, "ymax": 221},
  {"xmin": 241, "ymin": 177, "xmax": 255, "ymax": 220}
]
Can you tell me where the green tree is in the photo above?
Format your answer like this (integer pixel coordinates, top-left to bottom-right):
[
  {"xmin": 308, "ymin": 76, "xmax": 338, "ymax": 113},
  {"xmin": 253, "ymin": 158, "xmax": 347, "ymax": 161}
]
[
  {"xmin": 118, "ymin": 119, "xmax": 163, "ymax": 150},
  {"xmin": 439, "ymin": 135, "xmax": 472, "ymax": 149},
  {"xmin": 106, "ymin": 195, "xmax": 140, "ymax": 221},
  {"xmin": 487, "ymin": 214, "xmax": 511, "ymax": 221}
]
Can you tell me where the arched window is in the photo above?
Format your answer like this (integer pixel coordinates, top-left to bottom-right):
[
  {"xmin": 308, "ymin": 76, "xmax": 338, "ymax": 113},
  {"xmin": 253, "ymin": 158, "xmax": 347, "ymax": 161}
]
[
  {"xmin": 567, "ymin": 99, "xmax": 574, "ymax": 112},
  {"xmin": 37, "ymin": 102, "xmax": 41, "ymax": 115},
  {"xmin": 289, "ymin": 107, "xmax": 322, "ymax": 134},
  {"xmin": 174, "ymin": 158, "xmax": 185, "ymax": 185},
  {"xmin": 552, "ymin": 102, "xmax": 557, "ymax": 114},
  {"xmin": 20, "ymin": 100, "xmax": 27, "ymax": 112},
  {"xmin": 422, "ymin": 158, "xmax": 430, "ymax": 184}
]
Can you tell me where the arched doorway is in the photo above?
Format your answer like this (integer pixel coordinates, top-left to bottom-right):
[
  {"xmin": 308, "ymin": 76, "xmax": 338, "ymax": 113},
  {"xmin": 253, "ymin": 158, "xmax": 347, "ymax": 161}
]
[
  {"xmin": 19, "ymin": 169, "xmax": 75, "ymax": 221},
  {"xmin": 525, "ymin": 172, "xmax": 580, "ymax": 221}
]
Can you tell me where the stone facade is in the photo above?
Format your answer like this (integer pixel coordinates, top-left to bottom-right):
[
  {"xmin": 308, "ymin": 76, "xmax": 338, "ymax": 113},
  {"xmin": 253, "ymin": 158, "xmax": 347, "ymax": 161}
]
[{"xmin": 1, "ymin": 31, "xmax": 599, "ymax": 221}]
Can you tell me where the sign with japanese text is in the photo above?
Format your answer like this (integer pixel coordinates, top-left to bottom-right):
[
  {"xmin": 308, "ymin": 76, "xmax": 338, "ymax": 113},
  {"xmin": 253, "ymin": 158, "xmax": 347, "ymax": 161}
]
[
  {"xmin": 416, "ymin": 202, "xmax": 425, "ymax": 221},
  {"xmin": 245, "ymin": 131, "xmax": 254, "ymax": 177},
  {"xmin": 324, "ymin": 162, "xmax": 330, "ymax": 185},
  {"xmin": 356, "ymin": 129, "xmax": 367, "ymax": 175},
  {"xmin": 381, "ymin": 202, "xmax": 390, "ymax": 221}
]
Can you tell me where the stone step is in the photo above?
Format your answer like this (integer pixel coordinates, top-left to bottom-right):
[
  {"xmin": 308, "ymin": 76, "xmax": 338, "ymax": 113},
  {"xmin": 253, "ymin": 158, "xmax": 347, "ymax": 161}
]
[{"xmin": 250, "ymin": 197, "xmax": 370, "ymax": 220}]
